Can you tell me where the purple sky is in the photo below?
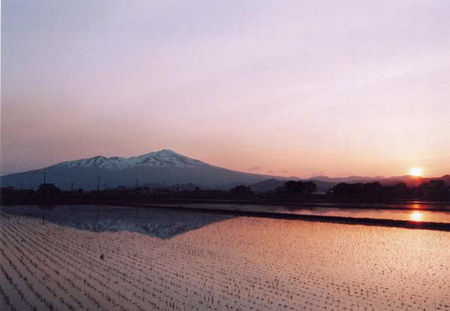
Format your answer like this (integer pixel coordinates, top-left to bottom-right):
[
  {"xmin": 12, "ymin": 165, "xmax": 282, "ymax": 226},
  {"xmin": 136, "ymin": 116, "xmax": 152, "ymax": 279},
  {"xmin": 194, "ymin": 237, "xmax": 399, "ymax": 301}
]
[{"xmin": 2, "ymin": 0, "xmax": 450, "ymax": 177}]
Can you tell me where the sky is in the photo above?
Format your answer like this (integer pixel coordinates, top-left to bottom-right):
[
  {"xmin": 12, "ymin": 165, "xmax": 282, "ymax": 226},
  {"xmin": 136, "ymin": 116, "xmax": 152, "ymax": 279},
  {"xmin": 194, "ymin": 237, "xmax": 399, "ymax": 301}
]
[{"xmin": 2, "ymin": 0, "xmax": 450, "ymax": 178}]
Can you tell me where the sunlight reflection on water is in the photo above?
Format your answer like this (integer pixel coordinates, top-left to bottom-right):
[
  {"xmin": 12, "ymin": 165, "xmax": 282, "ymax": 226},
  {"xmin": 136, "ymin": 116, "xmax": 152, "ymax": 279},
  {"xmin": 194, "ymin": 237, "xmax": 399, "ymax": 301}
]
[{"xmin": 411, "ymin": 211, "xmax": 423, "ymax": 222}]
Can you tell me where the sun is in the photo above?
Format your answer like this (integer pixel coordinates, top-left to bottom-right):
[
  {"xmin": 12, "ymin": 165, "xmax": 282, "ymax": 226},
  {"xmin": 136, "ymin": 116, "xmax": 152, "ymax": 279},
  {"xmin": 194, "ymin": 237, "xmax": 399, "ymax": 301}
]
[{"xmin": 409, "ymin": 167, "xmax": 423, "ymax": 177}]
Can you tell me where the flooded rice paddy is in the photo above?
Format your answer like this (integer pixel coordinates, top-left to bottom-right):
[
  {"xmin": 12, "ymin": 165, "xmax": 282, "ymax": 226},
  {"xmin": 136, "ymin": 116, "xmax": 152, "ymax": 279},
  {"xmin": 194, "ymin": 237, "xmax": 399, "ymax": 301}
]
[
  {"xmin": 158, "ymin": 203, "xmax": 450, "ymax": 224},
  {"xmin": 1, "ymin": 205, "xmax": 449, "ymax": 311}
]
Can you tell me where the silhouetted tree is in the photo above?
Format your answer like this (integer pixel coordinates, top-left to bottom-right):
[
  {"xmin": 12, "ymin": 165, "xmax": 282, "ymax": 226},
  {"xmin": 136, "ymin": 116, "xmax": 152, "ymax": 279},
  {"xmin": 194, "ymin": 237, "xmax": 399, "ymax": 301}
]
[
  {"xmin": 329, "ymin": 183, "xmax": 364, "ymax": 196},
  {"xmin": 417, "ymin": 180, "xmax": 447, "ymax": 199},
  {"xmin": 389, "ymin": 183, "xmax": 413, "ymax": 198},
  {"xmin": 328, "ymin": 180, "xmax": 450, "ymax": 200},
  {"xmin": 276, "ymin": 181, "xmax": 317, "ymax": 195},
  {"xmin": 362, "ymin": 182, "xmax": 384, "ymax": 196},
  {"xmin": 38, "ymin": 183, "xmax": 61, "ymax": 195},
  {"xmin": 230, "ymin": 185, "xmax": 254, "ymax": 197}
]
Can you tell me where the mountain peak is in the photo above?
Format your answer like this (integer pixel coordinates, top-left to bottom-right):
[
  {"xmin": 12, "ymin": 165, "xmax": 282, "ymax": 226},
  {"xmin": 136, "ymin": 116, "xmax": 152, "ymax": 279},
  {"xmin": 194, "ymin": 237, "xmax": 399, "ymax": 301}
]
[
  {"xmin": 137, "ymin": 149, "xmax": 180, "ymax": 158},
  {"xmin": 159, "ymin": 149, "xmax": 177, "ymax": 154}
]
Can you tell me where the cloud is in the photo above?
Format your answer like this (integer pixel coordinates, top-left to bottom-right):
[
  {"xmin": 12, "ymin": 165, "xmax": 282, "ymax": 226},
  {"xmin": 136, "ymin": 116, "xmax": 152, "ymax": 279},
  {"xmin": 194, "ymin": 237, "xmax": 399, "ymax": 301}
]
[{"xmin": 247, "ymin": 166, "xmax": 261, "ymax": 171}]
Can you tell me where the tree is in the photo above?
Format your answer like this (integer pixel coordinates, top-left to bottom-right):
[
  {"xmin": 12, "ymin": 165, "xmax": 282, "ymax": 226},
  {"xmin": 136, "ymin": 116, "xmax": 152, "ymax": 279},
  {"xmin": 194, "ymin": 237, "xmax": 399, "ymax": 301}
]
[
  {"xmin": 329, "ymin": 183, "xmax": 363, "ymax": 196},
  {"xmin": 277, "ymin": 181, "xmax": 317, "ymax": 195},
  {"xmin": 362, "ymin": 182, "xmax": 384, "ymax": 196},
  {"xmin": 417, "ymin": 180, "xmax": 447, "ymax": 199},
  {"xmin": 38, "ymin": 183, "xmax": 61, "ymax": 195},
  {"xmin": 230, "ymin": 185, "xmax": 254, "ymax": 197}
]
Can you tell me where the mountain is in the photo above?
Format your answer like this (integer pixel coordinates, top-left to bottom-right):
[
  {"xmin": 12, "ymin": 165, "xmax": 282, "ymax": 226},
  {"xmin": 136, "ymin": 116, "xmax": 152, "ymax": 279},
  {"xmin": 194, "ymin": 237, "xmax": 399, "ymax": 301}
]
[
  {"xmin": 250, "ymin": 179, "xmax": 287, "ymax": 193},
  {"xmin": 308, "ymin": 176, "xmax": 384, "ymax": 183},
  {"xmin": 0, "ymin": 149, "xmax": 280, "ymax": 190},
  {"xmin": 52, "ymin": 149, "xmax": 205, "ymax": 170}
]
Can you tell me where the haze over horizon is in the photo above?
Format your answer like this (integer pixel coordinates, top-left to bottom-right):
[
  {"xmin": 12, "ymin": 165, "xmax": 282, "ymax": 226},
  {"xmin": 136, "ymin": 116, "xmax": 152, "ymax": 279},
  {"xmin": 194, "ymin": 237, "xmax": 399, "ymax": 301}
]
[
  {"xmin": 1, "ymin": 148, "xmax": 449, "ymax": 180},
  {"xmin": 2, "ymin": 0, "xmax": 450, "ymax": 178}
]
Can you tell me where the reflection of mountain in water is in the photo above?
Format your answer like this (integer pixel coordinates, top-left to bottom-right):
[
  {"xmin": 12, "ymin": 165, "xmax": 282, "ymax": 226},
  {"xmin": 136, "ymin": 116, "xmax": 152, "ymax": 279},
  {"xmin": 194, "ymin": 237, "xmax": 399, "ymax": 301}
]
[{"xmin": 0, "ymin": 205, "xmax": 233, "ymax": 239}]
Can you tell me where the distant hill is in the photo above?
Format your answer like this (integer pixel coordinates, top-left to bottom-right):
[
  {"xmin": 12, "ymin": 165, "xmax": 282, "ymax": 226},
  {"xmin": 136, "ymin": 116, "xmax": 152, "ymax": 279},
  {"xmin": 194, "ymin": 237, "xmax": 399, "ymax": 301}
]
[
  {"xmin": 309, "ymin": 174, "xmax": 450, "ymax": 188},
  {"xmin": 250, "ymin": 179, "xmax": 287, "ymax": 193},
  {"xmin": 309, "ymin": 175, "xmax": 383, "ymax": 183},
  {"xmin": 0, "ymin": 149, "xmax": 280, "ymax": 190}
]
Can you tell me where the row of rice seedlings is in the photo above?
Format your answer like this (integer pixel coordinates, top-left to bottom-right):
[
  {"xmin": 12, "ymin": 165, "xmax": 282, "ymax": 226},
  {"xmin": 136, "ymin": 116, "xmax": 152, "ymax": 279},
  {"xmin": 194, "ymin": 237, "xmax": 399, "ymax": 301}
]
[
  {"xmin": 1, "ymin": 217, "xmax": 132, "ymax": 311},
  {"xmin": 0, "ymin": 223, "xmax": 92, "ymax": 310}
]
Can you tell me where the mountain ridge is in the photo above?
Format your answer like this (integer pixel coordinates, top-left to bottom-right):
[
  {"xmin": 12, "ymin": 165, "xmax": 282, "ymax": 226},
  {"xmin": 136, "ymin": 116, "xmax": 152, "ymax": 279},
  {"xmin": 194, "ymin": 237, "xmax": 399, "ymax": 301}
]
[
  {"xmin": 0, "ymin": 149, "xmax": 282, "ymax": 190},
  {"xmin": 53, "ymin": 149, "xmax": 206, "ymax": 170}
]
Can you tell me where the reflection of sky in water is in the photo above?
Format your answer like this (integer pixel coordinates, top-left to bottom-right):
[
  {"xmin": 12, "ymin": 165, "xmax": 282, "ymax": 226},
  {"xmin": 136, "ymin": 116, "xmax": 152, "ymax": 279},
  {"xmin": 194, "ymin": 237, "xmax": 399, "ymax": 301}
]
[
  {"xmin": 289, "ymin": 208, "xmax": 450, "ymax": 223},
  {"xmin": 171, "ymin": 203, "xmax": 450, "ymax": 224}
]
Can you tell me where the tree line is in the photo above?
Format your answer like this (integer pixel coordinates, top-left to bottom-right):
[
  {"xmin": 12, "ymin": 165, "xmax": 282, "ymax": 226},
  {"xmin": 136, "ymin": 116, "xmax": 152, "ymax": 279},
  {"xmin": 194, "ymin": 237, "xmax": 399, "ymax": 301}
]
[
  {"xmin": 328, "ymin": 180, "xmax": 449, "ymax": 200},
  {"xmin": 2, "ymin": 179, "xmax": 449, "ymax": 203}
]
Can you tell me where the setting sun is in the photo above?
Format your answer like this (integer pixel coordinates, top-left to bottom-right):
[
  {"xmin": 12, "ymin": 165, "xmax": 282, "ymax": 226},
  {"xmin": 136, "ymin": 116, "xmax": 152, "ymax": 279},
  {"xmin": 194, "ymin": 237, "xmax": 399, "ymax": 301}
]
[{"xmin": 409, "ymin": 167, "xmax": 423, "ymax": 177}]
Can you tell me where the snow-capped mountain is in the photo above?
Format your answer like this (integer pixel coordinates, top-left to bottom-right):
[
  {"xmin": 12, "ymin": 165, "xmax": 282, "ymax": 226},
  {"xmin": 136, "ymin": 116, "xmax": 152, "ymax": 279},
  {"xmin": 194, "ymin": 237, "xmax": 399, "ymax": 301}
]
[
  {"xmin": 0, "ymin": 149, "xmax": 277, "ymax": 190},
  {"xmin": 55, "ymin": 149, "xmax": 205, "ymax": 170}
]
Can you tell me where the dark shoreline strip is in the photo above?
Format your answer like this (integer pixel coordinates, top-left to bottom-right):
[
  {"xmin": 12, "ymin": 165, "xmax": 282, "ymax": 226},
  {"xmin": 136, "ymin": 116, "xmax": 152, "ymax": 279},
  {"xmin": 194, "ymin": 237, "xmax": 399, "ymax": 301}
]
[{"xmin": 112, "ymin": 203, "xmax": 450, "ymax": 232}]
